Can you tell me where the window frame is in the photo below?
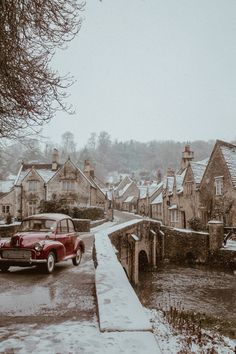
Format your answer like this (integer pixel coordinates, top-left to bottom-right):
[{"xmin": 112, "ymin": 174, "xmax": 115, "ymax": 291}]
[
  {"xmin": 170, "ymin": 209, "xmax": 179, "ymax": 223},
  {"xmin": 2, "ymin": 205, "xmax": 10, "ymax": 214},
  {"xmin": 62, "ymin": 180, "xmax": 75, "ymax": 191},
  {"xmin": 215, "ymin": 176, "xmax": 223, "ymax": 196},
  {"xmin": 28, "ymin": 180, "xmax": 38, "ymax": 192}
]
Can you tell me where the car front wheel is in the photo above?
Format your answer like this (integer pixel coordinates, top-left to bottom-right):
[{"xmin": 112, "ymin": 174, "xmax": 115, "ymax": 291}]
[
  {"xmin": 42, "ymin": 252, "xmax": 55, "ymax": 274},
  {"xmin": 72, "ymin": 248, "xmax": 82, "ymax": 266}
]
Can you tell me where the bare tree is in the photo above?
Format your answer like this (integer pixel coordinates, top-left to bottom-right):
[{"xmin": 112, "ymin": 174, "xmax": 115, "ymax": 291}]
[
  {"xmin": 0, "ymin": 0, "xmax": 84, "ymax": 139},
  {"xmin": 61, "ymin": 131, "xmax": 77, "ymax": 160}
]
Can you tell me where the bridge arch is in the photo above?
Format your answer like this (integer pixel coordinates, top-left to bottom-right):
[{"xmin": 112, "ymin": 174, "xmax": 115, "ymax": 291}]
[{"xmin": 138, "ymin": 250, "xmax": 149, "ymax": 272}]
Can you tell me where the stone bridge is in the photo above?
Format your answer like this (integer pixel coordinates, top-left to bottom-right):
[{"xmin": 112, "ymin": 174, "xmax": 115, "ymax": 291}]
[{"xmin": 109, "ymin": 219, "xmax": 224, "ymax": 285}]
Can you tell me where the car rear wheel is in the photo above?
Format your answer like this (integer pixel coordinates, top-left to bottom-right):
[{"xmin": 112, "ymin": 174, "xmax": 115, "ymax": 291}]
[
  {"xmin": 0, "ymin": 265, "xmax": 10, "ymax": 272},
  {"xmin": 72, "ymin": 248, "xmax": 82, "ymax": 266},
  {"xmin": 42, "ymin": 252, "xmax": 55, "ymax": 274}
]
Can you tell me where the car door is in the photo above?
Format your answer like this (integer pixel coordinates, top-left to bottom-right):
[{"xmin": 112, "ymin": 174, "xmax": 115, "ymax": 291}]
[
  {"xmin": 67, "ymin": 219, "xmax": 77, "ymax": 254},
  {"xmin": 56, "ymin": 219, "xmax": 72, "ymax": 256}
]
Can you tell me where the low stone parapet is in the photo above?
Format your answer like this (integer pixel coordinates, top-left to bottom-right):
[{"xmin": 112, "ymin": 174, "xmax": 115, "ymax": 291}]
[
  {"xmin": 72, "ymin": 218, "xmax": 90, "ymax": 232},
  {"xmin": 160, "ymin": 225, "xmax": 209, "ymax": 263}
]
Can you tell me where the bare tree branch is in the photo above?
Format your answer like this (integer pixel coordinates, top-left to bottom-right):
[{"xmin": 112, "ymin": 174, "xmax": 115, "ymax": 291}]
[{"xmin": 0, "ymin": 0, "xmax": 85, "ymax": 139}]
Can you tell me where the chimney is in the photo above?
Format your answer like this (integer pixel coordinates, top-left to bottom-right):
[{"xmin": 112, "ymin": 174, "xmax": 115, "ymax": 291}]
[
  {"xmin": 157, "ymin": 169, "xmax": 162, "ymax": 183},
  {"xmin": 181, "ymin": 144, "xmax": 194, "ymax": 170},
  {"xmin": 84, "ymin": 160, "xmax": 95, "ymax": 179},
  {"xmin": 52, "ymin": 148, "xmax": 59, "ymax": 171}
]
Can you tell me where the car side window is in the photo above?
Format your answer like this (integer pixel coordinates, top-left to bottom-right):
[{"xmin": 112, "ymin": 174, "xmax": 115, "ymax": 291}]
[
  {"xmin": 58, "ymin": 219, "xmax": 68, "ymax": 234},
  {"xmin": 68, "ymin": 219, "xmax": 75, "ymax": 233}
]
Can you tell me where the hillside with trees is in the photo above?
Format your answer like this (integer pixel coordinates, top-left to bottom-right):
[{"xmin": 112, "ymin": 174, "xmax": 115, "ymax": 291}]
[{"xmin": 0, "ymin": 131, "xmax": 218, "ymax": 182}]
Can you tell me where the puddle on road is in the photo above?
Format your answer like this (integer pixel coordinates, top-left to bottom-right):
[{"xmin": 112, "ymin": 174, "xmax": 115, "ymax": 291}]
[{"xmin": 0, "ymin": 286, "xmax": 58, "ymax": 316}]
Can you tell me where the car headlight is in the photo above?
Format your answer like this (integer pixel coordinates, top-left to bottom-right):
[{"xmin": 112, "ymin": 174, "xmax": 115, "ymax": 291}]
[{"xmin": 34, "ymin": 242, "xmax": 43, "ymax": 251}]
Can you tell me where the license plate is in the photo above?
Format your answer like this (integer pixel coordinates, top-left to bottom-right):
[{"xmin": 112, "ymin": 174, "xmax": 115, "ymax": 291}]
[{"xmin": 2, "ymin": 250, "xmax": 31, "ymax": 260}]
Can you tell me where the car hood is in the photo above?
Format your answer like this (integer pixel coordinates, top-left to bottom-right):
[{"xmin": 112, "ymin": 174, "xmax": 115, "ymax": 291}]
[{"xmin": 10, "ymin": 232, "xmax": 53, "ymax": 248}]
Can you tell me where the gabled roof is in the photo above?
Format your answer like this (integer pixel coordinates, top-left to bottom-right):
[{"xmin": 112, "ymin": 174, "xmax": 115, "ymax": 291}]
[
  {"xmin": 190, "ymin": 159, "xmax": 208, "ymax": 186},
  {"xmin": 15, "ymin": 165, "xmax": 47, "ymax": 185},
  {"xmin": 14, "ymin": 162, "xmax": 57, "ymax": 185},
  {"xmin": 123, "ymin": 195, "xmax": 136, "ymax": 203},
  {"xmin": 0, "ymin": 179, "xmax": 15, "ymax": 194},
  {"xmin": 138, "ymin": 181, "xmax": 163, "ymax": 199},
  {"xmin": 176, "ymin": 169, "xmax": 186, "ymax": 193},
  {"xmin": 163, "ymin": 176, "xmax": 175, "ymax": 194},
  {"xmin": 118, "ymin": 181, "xmax": 133, "ymax": 197},
  {"xmin": 219, "ymin": 143, "xmax": 236, "ymax": 187},
  {"xmin": 115, "ymin": 176, "xmax": 133, "ymax": 193},
  {"xmin": 151, "ymin": 193, "xmax": 163, "ymax": 205},
  {"xmin": 14, "ymin": 159, "xmax": 100, "ymax": 191},
  {"xmin": 200, "ymin": 140, "xmax": 236, "ymax": 188},
  {"xmin": 48, "ymin": 158, "xmax": 98, "ymax": 189}
]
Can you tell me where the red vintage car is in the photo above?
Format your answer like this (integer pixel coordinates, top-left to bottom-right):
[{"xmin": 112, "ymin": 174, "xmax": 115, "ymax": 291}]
[{"xmin": 0, "ymin": 213, "xmax": 85, "ymax": 273}]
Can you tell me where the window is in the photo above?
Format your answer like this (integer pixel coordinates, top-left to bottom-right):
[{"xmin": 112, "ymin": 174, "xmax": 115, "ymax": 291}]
[
  {"xmin": 62, "ymin": 181, "xmax": 75, "ymax": 191},
  {"xmin": 215, "ymin": 176, "xmax": 223, "ymax": 196},
  {"xmin": 186, "ymin": 182, "xmax": 193, "ymax": 195},
  {"xmin": 58, "ymin": 219, "xmax": 68, "ymax": 233},
  {"xmin": 68, "ymin": 219, "xmax": 75, "ymax": 233},
  {"xmin": 170, "ymin": 209, "xmax": 179, "ymax": 223},
  {"xmin": 28, "ymin": 201, "xmax": 37, "ymax": 216},
  {"xmin": 29, "ymin": 181, "xmax": 37, "ymax": 191},
  {"xmin": 2, "ymin": 205, "xmax": 10, "ymax": 214}
]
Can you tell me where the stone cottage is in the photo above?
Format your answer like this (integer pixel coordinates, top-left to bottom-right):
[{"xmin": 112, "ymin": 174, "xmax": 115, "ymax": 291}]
[
  {"xmin": 114, "ymin": 176, "xmax": 139, "ymax": 211},
  {"xmin": 199, "ymin": 140, "xmax": 236, "ymax": 226},
  {"xmin": 0, "ymin": 150, "xmax": 107, "ymax": 220}
]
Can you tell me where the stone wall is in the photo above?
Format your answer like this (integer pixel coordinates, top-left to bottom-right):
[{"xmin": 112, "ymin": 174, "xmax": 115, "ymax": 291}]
[
  {"xmin": 208, "ymin": 249, "xmax": 236, "ymax": 270},
  {"xmin": 160, "ymin": 225, "xmax": 209, "ymax": 263},
  {"xmin": 73, "ymin": 218, "xmax": 90, "ymax": 232}
]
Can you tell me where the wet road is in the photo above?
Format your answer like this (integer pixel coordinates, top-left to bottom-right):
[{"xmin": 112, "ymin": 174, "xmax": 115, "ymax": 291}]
[
  {"xmin": 0, "ymin": 211, "xmax": 138, "ymax": 328},
  {"xmin": 0, "ymin": 233, "xmax": 96, "ymax": 327}
]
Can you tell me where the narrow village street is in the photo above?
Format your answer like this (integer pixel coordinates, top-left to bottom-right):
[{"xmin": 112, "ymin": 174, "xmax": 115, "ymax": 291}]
[{"xmin": 0, "ymin": 211, "xmax": 140, "ymax": 353}]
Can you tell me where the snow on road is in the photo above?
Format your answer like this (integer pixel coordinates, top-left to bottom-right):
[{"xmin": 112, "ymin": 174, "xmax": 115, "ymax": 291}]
[{"xmin": 0, "ymin": 318, "xmax": 159, "ymax": 354}]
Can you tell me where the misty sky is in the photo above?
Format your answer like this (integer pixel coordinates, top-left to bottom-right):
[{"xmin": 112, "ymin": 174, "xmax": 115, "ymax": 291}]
[{"xmin": 42, "ymin": 0, "xmax": 236, "ymax": 148}]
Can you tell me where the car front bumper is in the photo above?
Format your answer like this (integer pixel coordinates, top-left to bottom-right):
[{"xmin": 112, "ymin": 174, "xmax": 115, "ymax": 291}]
[
  {"xmin": 0, "ymin": 249, "xmax": 47, "ymax": 266},
  {"xmin": 0, "ymin": 258, "xmax": 47, "ymax": 266}
]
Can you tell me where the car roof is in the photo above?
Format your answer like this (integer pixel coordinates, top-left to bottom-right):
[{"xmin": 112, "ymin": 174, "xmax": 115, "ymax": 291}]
[{"xmin": 23, "ymin": 213, "xmax": 72, "ymax": 222}]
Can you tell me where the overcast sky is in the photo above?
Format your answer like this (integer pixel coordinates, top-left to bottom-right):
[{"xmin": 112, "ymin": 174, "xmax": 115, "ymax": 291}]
[{"xmin": 42, "ymin": 0, "xmax": 236, "ymax": 148}]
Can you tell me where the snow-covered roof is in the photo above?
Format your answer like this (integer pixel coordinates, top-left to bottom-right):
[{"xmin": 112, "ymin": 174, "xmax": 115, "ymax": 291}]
[
  {"xmin": 123, "ymin": 195, "xmax": 135, "ymax": 203},
  {"xmin": 118, "ymin": 181, "xmax": 133, "ymax": 197},
  {"xmin": 190, "ymin": 160, "xmax": 208, "ymax": 185},
  {"xmin": 35, "ymin": 169, "xmax": 56, "ymax": 183},
  {"xmin": 138, "ymin": 186, "xmax": 148, "ymax": 199},
  {"xmin": 14, "ymin": 159, "xmax": 99, "ymax": 190},
  {"xmin": 163, "ymin": 176, "xmax": 174, "ymax": 193},
  {"xmin": 151, "ymin": 193, "xmax": 163, "ymax": 205},
  {"xmin": 115, "ymin": 176, "xmax": 132, "ymax": 193},
  {"xmin": 0, "ymin": 180, "xmax": 15, "ymax": 193},
  {"xmin": 220, "ymin": 144, "xmax": 236, "ymax": 187}
]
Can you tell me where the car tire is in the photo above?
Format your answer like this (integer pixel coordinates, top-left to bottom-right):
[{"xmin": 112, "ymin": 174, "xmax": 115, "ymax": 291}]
[
  {"xmin": 42, "ymin": 252, "xmax": 55, "ymax": 274},
  {"xmin": 72, "ymin": 248, "xmax": 82, "ymax": 266},
  {"xmin": 0, "ymin": 265, "xmax": 10, "ymax": 272}
]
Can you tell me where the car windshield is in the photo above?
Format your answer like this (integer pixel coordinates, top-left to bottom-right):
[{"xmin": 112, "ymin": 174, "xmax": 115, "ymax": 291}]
[{"xmin": 20, "ymin": 219, "xmax": 57, "ymax": 232}]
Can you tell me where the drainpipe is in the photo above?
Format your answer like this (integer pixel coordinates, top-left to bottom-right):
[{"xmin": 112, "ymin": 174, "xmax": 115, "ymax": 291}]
[{"xmin": 44, "ymin": 183, "xmax": 47, "ymax": 200}]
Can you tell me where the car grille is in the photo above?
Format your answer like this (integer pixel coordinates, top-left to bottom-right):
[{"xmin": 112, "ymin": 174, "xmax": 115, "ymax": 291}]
[{"xmin": 1, "ymin": 250, "xmax": 31, "ymax": 260}]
